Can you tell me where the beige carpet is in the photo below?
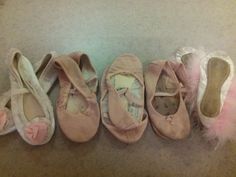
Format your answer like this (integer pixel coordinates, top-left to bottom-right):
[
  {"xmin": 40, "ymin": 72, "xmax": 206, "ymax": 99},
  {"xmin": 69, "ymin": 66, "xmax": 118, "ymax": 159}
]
[{"xmin": 0, "ymin": 0, "xmax": 236, "ymax": 177}]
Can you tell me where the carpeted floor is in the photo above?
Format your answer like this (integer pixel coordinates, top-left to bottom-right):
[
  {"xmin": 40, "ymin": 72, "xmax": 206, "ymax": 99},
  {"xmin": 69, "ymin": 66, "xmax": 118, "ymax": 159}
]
[{"xmin": 0, "ymin": 0, "xmax": 236, "ymax": 177}]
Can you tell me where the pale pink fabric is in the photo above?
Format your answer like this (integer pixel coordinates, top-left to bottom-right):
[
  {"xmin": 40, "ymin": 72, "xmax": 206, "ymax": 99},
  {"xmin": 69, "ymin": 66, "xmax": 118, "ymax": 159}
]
[
  {"xmin": 24, "ymin": 121, "xmax": 48, "ymax": 145},
  {"xmin": 69, "ymin": 52, "xmax": 98, "ymax": 93}
]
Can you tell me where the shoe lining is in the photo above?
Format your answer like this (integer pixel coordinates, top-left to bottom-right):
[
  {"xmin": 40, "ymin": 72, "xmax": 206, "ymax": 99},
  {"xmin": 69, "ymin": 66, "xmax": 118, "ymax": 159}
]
[
  {"xmin": 152, "ymin": 71, "xmax": 180, "ymax": 116},
  {"xmin": 109, "ymin": 73, "xmax": 142, "ymax": 121}
]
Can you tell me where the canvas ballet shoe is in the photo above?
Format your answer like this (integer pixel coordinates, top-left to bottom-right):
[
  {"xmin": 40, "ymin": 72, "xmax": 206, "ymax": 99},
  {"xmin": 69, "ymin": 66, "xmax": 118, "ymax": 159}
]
[
  {"xmin": 145, "ymin": 60, "xmax": 190, "ymax": 140},
  {"xmin": 197, "ymin": 51, "xmax": 236, "ymax": 146},
  {"xmin": 100, "ymin": 54, "xmax": 148, "ymax": 143},
  {"xmin": 0, "ymin": 51, "xmax": 57, "ymax": 136},
  {"xmin": 7, "ymin": 48, "xmax": 56, "ymax": 145},
  {"xmin": 55, "ymin": 53, "xmax": 100, "ymax": 143}
]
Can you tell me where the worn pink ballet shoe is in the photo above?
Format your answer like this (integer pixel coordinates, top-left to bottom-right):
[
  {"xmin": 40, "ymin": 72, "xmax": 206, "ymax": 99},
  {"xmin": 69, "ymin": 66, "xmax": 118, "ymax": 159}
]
[
  {"xmin": 100, "ymin": 54, "xmax": 148, "ymax": 143},
  {"xmin": 0, "ymin": 50, "xmax": 57, "ymax": 137},
  {"xmin": 55, "ymin": 53, "xmax": 100, "ymax": 143},
  {"xmin": 145, "ymin": 60, "xmax": 190, "ymax": 140},
  {"xmin": 7, "ymin": 48, "xmax": 56, "ymax": 145}
]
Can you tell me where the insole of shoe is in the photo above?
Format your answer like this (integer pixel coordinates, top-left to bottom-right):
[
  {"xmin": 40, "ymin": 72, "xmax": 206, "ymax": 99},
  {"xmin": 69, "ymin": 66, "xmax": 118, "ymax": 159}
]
[
  {"xmin": 110, "ymin": 74, "xmax": 142, "ymax": 121},
  {"xmin": 23, "ymin": 94, "xmax": 45, "ymax": 121},
  {"xmin": 66, "ymin": 87, "xmax": 88, "ymax": 114},
  {"xmin": 200, "ymin": 57, "xmax": 230, "ymax": 117},
  {"xmin": 16, "ymin": 55, "xmax": 45, "ymax": 121},
  {"xmin": 152, "ymin": 71, "xmax": 180, "ymax": 116}
]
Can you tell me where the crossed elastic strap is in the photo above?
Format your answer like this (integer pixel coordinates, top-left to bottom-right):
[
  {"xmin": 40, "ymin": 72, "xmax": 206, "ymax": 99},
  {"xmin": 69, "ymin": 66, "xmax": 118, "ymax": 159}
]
[
  {"xmin": 69, "ymin": 52, "xmax": 98, "ymax": 93},
  {"xmin": 6, "ymin": 51, "xmax": 57, "ymax": 96},
  {"xmin": 155, "ymin": 86, "xmax": 187, "ymax": 98},
  {"xmin": 149, "ymin": 61, "xmax": 189, "ymax": 101}
]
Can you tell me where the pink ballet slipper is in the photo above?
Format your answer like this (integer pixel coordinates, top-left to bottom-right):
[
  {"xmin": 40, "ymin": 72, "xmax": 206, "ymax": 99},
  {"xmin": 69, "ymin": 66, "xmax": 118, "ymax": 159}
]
[{"xmin": 7, "ymin": 48, "xmax": 56, "ymax": 145}]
